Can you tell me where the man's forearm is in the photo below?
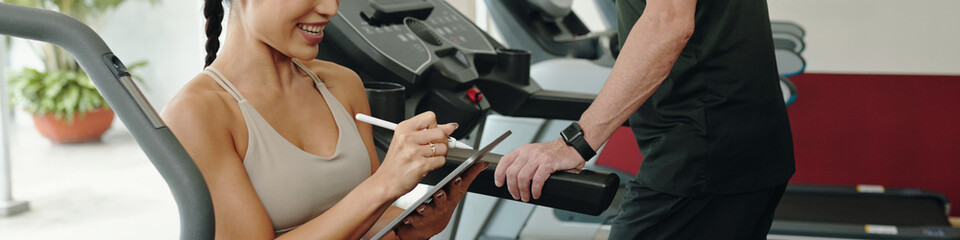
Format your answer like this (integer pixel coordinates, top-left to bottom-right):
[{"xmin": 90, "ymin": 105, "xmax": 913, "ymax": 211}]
[{"xmin": 579, "ymin": 0, "xmax": 696, "ymax": 150}]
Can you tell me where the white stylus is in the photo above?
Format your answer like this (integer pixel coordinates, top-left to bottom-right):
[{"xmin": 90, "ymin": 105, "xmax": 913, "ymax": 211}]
[{"xmin": 355, "ymin": 113, "xmax": 474, "ymax": 150}]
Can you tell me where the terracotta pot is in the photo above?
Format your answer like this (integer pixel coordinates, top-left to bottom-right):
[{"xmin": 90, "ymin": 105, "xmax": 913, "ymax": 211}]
[{"xmin": 32, "ymin": 108, "xmax": 115, "ymax": 143}]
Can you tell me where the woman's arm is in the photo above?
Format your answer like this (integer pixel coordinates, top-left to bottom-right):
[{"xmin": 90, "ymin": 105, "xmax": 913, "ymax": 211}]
[
  {"xmin": 325, "ymin": 61, "xmax": 482, "ymax": 239},
  {"xmin": 364, "ymin": 206, "xmax": 405, "ymax": 240},
  {"xmin": 164, "ymin": 84, "xmax": 279, "ymax": 239}
]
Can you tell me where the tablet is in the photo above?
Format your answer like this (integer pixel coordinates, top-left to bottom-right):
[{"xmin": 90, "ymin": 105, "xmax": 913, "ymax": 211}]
[{"xmin": 372, "ymin": 130, "xmax": 512, "ymax": 239}]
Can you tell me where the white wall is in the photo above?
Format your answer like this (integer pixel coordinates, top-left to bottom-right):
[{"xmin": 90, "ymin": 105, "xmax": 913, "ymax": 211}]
[
  {"xmin": 571, "ymin": 0, "xmax": 960, "ymax": 75},
  {"xmin": 98, "ymin": 0, "xmax": 206, "ymax": 110},
  {"xmin": 767, "ymin": 0, "xmax": 960, "ymax": 75}
]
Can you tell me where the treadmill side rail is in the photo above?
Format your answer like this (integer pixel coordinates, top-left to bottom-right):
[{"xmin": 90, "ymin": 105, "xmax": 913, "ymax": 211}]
[
  {"xmin": 422, "ymin": 149, "xmax": 620, "ymax": 216},
  {"xmin": 773, "ymin": 184, "xmax": 959, "ymax": 240},
  {"xmin": 771, "ymin": 220, "xmax": 960, "ymax": 240}
]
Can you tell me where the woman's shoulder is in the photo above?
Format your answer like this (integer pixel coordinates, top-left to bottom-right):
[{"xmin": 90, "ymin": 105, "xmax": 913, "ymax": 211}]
[
  {"xmin": 161, "ymin": 74, "xmax": 247, "ymax": 190},
  {"xmin": 161, "ymin": 73, "xmax": 239, "ymax": 132}
]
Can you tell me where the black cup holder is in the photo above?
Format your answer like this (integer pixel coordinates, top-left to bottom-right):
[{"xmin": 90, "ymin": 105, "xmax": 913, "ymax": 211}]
[
  {"xmin": 364, "ymin": 82, "xmax": 406, "ymax": 123},
  {"xmin": 496, "ymin": 48, "xmax": 532, "ymax": 85}
]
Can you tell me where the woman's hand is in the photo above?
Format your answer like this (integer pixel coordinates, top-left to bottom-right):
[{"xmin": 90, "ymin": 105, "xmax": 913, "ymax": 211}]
[
  {"xmin": 394, "ymin": 162, "xmax": 488, "ymax": 240},
  {"xmin": 373, "ymin": 111, "xmax": 458, "ymax": 199}
]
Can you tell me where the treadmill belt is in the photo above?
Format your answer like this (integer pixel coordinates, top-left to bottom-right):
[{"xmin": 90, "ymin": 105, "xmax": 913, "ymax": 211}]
[{"xmin": 774, "ymin": 192, "xmax": 950, "ymax": 226}]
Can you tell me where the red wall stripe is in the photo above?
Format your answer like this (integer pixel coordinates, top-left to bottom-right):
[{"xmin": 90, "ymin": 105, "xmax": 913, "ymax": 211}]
[
  {"xmin": 595, "ymin": 73, "xmax": 960, "ymax": 217},
  {"xmin": 787, "ymin": 73, "xmax": 960, "ymax": 216}
]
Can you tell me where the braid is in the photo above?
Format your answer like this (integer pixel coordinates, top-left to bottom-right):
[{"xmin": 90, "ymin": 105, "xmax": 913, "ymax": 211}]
[{"xmin": 203, "ymin": 0, "xmax": 225, "ymax": 68}]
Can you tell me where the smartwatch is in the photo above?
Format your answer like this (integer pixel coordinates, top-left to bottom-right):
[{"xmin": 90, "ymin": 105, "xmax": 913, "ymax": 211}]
[{"xmin": 561, "ymin": 122, "xmax": 596, "ymax": 161}]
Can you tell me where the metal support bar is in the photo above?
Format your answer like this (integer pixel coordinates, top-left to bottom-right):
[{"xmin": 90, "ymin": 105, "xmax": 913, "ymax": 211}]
[{"xmin": 0, "ymin": 36, "xmax": 30, "ymax": 217}]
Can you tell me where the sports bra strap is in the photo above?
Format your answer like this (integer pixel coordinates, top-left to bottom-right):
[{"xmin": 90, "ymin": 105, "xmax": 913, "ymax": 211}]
[
  {"xmin": 291, "ymin": 58, "xmax": 325, "ymax": 85},
  {"xmin": 204, "ymin": 66, "xmax": 246, "ymax": 102}
]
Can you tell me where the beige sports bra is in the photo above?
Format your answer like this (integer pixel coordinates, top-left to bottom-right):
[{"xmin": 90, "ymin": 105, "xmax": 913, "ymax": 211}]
[{"xmin": 203, "ymin": 59, "xmax": 371, "ymax": 234}]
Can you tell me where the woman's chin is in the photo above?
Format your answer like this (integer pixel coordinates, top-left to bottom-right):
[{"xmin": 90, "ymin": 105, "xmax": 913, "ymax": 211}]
[{"xmin": 290, "ymin": 46, "xmax": 320, "ymax": 62}]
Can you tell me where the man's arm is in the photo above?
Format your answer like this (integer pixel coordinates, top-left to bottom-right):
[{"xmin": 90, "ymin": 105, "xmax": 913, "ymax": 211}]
[
  {"xmin": 494, "ymin": 0, "xmax": 697, "ymax": 202},
  {"xmin": 579, "ymin": 0, "xmax": 696, "ymax": 150}
]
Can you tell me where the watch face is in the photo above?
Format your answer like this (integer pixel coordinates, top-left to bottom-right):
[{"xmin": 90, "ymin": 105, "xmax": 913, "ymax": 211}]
[{"xmin": 562, "ymin": 123, "xmax": 582, "ymax": 141}]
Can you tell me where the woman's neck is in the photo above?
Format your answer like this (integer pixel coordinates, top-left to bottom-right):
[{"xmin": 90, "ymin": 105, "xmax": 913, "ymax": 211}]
[{"xmin": 209, "ymin": 16, "xmax": 306, "ymax": 93}]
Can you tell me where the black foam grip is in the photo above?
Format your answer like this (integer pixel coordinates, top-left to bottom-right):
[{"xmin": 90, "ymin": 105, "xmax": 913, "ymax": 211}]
[{"xmin": 421, "ymin": 148, "xmax": 619, "ymax": 216}]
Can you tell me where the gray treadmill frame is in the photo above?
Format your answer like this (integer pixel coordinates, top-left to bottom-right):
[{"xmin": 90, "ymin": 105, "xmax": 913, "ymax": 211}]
[{"xmin": 0, "ymin": 3, "xmax": 215, "ymax": 239}]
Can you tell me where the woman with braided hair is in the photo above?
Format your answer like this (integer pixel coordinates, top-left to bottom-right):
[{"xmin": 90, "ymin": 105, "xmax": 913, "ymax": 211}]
[{"xmin": 161, "ymin": 0, "xmax": 482, "ymax": 239}]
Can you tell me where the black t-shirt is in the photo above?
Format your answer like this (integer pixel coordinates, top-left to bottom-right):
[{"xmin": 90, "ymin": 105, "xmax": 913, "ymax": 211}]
[{"xmin": 618, "ymin": 0, "xmax": 795, "ymax": 196}]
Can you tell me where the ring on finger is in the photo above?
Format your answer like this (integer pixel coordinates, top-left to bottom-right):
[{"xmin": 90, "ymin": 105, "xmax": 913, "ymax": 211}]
[{"xmin": 430, "ymin": 143, "xmax": 437, "ymax": 156}]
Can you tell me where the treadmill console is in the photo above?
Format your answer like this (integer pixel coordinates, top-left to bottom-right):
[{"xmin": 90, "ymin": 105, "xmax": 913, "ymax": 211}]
[
  {"xmin": 332, "ymin": 0, "xmax": 495, "ymax": 87},
  {"xmin": 320, "ymin": 0, "xmax": 595, "ymax": 138}
]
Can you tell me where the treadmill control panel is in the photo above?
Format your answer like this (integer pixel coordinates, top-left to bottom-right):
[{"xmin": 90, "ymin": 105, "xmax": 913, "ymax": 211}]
[
  {"xmin": 419, "ymin": 8, "xmax": 492, "ymax": 51},
  {"xmin": 356, "ymin": 17, "xmax": 432, "ymax": 73},
  {"xmin": 336, "ymin": 0, "xmax": 495, "ymax": 76},
  {"xmin": 319, "ymin": 0, "xmax": 595, "ymax": 137}
]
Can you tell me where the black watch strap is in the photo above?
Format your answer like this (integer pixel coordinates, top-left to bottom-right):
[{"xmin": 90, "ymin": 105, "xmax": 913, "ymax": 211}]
[{"xmin": 561, "ymin": 122, "xmax": 596, "ymax": 161}]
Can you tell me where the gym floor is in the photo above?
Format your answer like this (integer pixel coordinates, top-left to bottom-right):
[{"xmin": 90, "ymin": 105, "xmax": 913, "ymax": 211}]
[{"xmin": 0, "ymin": 114, "xmax": 179, "ymax": 239}]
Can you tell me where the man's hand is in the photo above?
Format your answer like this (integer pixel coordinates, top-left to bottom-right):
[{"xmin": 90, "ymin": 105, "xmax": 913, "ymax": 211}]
[{"xmin": 494, "ymin": 138, "xmax": 586, "ymax": 202}]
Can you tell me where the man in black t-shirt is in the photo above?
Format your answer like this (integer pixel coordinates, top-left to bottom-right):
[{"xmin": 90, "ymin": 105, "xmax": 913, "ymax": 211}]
[{"xmin": 494, "ymin": 0, "xmax": 795, "ymax": 239}]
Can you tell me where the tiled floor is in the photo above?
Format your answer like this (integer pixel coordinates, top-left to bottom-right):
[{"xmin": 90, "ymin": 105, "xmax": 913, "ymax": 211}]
[{"xmin": 0, "ymin": 115, "xmax": 179, "ymax": 239}]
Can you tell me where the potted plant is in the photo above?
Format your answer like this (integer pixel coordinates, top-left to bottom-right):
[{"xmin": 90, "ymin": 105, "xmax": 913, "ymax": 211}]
[{"xmin": 3, "ymin": 0, "xmax": 152, "ymax": 143}]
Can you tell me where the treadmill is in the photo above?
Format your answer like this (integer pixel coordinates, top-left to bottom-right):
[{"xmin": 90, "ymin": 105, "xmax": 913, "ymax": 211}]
[
  {"xmin": 0, "ymin": 2, "xmax": 619, "ymax": 239},
  {"xmin": 769, "ymin": 184, "xmax": 960, "ymax": 239}
]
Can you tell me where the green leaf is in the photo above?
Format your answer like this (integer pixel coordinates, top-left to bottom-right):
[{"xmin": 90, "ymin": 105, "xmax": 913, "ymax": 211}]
[
  {"xmin": 23, "ymin": 84, "xmax": 42, "ymax": 100},
  {"xmin": 2, "ymin": 0, "xmax": 40, "ymax": 8},
  {"xmin": 125, "ymin": 60, "xmax": 149, "ymax": 88},
  {"xmin": 61, "ymin": 84, "xmax": 81, "ymax": 112},
  {"xmin": 126, "ymin": 61, "xmax": 148, "ymax": 70},
  {"xmin": 42, "ymin": 79, "xmax": 66, "ymax": 100},
  {"xmin": 8, "ymin": 68, "xmax": 41, "ymax": 87},
  {"xmin": 38, "ymin": 98, "xmax": 55, "ymax": 114},
  {"xmin": 76, "ymin": 73, "xmax": 96, "ymax": 89},
  {"xmin": 78, "ymin": 93, "xmax": 93, "ymax": 113},
  {"xmin": 41, "ymin": 70, "xmax": 61, "ymax": 85}
]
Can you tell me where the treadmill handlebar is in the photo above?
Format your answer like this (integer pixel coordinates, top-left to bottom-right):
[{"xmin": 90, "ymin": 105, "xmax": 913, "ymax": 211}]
[
  {"xmin": 0, "ymin": 3, "xmax": 215, "ymax": 239},
  {"xmin": 422, "ymin": 149, "xmax": 620, "ymax": 216},
  {"xmin": 474, "ymin": 48, "xmax": 596, "ymax": 121}
]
